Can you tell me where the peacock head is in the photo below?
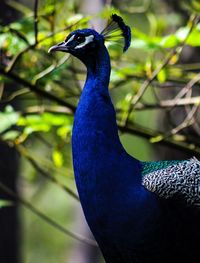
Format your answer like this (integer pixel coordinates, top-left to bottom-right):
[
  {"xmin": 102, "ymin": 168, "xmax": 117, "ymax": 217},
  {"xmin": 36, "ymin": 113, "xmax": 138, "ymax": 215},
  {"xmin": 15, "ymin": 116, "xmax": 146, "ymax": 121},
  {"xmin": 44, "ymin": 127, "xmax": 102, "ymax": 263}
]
[
  {"xmin": 48, "ymin": 28, "xmax": 104, "ymax": 59},
  {"xmin": 48, "ymin": 14, "xmax": 131, "ymax": 62}
]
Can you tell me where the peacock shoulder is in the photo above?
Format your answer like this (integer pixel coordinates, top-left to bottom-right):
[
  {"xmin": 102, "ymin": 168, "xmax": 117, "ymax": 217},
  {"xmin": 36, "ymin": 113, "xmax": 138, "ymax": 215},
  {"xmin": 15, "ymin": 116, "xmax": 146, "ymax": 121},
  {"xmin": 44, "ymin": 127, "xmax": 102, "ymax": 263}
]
[{"xmin": 141, "ymin": 158, "xmax": 200, "ymax": 207}]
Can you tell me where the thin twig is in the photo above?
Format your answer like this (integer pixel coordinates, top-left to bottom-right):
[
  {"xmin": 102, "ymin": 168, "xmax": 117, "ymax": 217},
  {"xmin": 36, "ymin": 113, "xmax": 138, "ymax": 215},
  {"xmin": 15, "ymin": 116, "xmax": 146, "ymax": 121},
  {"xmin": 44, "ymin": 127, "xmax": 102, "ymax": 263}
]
[
  {"xmin": 34, "ymin": 0, "xmax": 39, "ymax": 45},
  {"xmin": 32, "ymin": 54, "xmax": 70, "ymax": 84},
  {"xmin": 15, "ymin": 144, "xmax": 79, "ymax": 201},
  {"xmin": 5, "ymin": 19, "xmax": 84, "ymax": 73},
  {"xmin": 0, "ymin": 181, "xmax": 97, "ymax": 247},
  {"xmin": 0, "ymin": 88, "xmax": 29, "ymax": 103},
  {"xmin": 173, "ymin": 72, "xmax": 200, "ymax": 105},
  {"xmin": 0, "ymin": 66, "xmax": 76, "ymax": 112},
  {"xmin": 34, "ymin": 0, "xmax": 39, "ymax": 44},
  {"xmin": 167, "ymin": 105, "xmax": 198, "ymax": 138},
  {"xmin": 161, "ymin": 96, "xmax": 200, "ymax": 107},
  {"xmin": 9, "ymin": 28, "xmax": 30, "ymax": 45},
  {"xmin": 118, "ymin": 122, "xmax": 200, "ymax": 156},
  {"xmin": 121, "ymin": 96, "xmax": 200, "ymax": 111},
  {"xmin": 184, "ymin": 85, "xmax": 200, "ymax": 136},
  {"xmin": 21, "ymin": 105, "xmax": 72, "ymax": 115}
]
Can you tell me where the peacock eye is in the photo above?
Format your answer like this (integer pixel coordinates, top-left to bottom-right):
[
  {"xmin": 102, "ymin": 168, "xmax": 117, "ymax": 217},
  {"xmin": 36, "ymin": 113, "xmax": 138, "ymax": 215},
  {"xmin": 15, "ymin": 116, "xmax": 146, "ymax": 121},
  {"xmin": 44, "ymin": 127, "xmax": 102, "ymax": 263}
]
[{"xmin": 76, "ymin": 35, "xmax": 85, "ymax": 43}]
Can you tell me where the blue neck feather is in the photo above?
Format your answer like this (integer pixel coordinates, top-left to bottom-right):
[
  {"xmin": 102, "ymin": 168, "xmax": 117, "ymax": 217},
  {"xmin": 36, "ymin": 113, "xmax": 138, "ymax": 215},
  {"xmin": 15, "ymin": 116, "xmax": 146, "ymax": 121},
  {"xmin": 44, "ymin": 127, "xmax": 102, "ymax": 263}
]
[
  {"xmin": 72, "ymin": 44, "xmax": 143, "ymax": 249},
  {"xmin": 72, "ymin": 45, "xmax": 126, "ymax": 172}
]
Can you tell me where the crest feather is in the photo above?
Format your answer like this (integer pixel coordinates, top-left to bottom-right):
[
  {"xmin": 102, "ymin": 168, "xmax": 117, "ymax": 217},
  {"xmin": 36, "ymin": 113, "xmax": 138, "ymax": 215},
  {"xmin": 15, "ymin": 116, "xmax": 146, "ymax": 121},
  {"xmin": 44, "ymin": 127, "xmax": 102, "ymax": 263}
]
[{"xmin": 101, "ymin": 14, "xmax": 131, "ymax": 52}]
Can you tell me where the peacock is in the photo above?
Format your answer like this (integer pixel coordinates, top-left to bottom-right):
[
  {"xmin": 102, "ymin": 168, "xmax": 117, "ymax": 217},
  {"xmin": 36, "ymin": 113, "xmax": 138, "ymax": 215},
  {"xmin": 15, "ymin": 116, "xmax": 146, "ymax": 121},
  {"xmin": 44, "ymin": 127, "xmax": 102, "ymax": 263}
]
[{"xmin": 49, "ymin": 14, "xmax": 200, "ymax": 263}]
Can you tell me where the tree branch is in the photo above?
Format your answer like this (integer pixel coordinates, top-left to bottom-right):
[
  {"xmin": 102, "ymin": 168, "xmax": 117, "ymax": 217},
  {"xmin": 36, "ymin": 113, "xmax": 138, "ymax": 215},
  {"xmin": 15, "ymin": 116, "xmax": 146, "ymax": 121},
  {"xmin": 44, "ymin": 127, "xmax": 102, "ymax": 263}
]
[
  {"xmin": 118, "ymin": 122, "xmax": 200, "ymax": 156},
  {"xmin": 15, "ymin": 144, "xmax": 79, "ymax": 201},
  {"xmin": 0, "ymin": 181, "xmax": 97, "ymax": 247},
  {"xmin": 34, "ymin": 0, "xmax": 39, "ymax": 44},
  {"xmin": 5, "ymin": 18, "xmax": 84, "ymax": 73},
  {"xmin": 0, "ymin": 66, "xmax": 76, "ymax": 112}
]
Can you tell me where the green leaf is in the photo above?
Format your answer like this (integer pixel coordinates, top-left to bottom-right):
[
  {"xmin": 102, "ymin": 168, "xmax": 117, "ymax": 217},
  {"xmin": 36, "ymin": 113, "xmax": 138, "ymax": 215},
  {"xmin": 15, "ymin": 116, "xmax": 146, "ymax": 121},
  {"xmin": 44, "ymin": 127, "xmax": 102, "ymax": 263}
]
[
  {"xmin": 24, "ymin": 124, "xmax": 50, "ymax": 135},
  {"xmin": 186, "ymin": 27, "xmax": 200, "ymax": 46},
  {"xmin": 41, "ymin": 4, "xmax": 55, "ymax": 16},
  {"xmin": 0, "ymin": 106, "xmax": 19, "ymax": 133},
  {"xmin": 175, "ymin": 27, "xmax": 190, "ymax": 41},
  {"xmin": 0, "ymin": 30, "xmax": 28, "ymax": 53},
  {"xmin": 2, "ymin": 130, "xmax": 20, "ymax": 141},
  {"xmin": 66, "ymin": 14, "xmax": 84, "ymax": 24},
  {"xmin": 42, "ymin": 113, "xmax": 70, "ymax": 126},
  {"xmin": 0, "ymin": 200, "xmax": 13, "ymax": 209},
  {"xmin": 150, "ymin": 135, "xmax": 164, "ymax": 143},
  {"xmin": 18, "ymin": 115, "xmax": 50, "ymax": 135},
  {"xmin": 157, "ymin": 69, "xmax": 167, "ymax": 83},
  {"xmin": 52, "ymin": 149, "xmax": 63, "ymax": 168},
  {"xmin": 160, "ymin": 35, "xmax": 179, "ymax": 48},
  {"xmin": 17, "ymin": 113, "xmax": 73, "ymax": 138},
  {"xmin": 192, "ymin": 0, "xmax": 200, "ymax": 12},
  {"xmin": 57, "ymin": 125, "xmax": 72, "ymax": 139},
  {"xmin": 172, "ymin": 134, "xmax": 186, "ymax": 142}
]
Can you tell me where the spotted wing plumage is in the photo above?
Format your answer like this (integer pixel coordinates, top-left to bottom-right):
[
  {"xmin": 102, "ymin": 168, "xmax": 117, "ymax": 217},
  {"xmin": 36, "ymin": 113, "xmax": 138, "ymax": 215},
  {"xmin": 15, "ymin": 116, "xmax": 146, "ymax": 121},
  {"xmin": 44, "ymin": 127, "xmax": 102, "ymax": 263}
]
[{"xmin": 142, "ymin": 158, "xmax": 200, "ymax": 207}]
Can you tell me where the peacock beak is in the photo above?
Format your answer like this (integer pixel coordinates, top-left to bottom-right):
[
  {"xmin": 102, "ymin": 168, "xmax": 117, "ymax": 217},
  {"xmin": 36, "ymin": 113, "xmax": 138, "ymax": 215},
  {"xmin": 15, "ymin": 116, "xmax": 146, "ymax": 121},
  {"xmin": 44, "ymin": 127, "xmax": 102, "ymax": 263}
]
[{"xmin": 48, "ymin": 42, "xmax": 69, "ymax": 53}]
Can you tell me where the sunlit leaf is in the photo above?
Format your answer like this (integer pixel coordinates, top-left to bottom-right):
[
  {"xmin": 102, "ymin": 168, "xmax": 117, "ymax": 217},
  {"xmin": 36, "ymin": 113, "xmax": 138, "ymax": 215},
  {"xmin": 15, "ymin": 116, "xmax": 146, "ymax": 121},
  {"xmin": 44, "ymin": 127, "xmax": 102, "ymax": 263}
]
[
  {"xmin": 150, "ymin": 135, "xmax": 164, "ymax": 143},
  {"xmin": 17, "ymin": 113, "xmax": 73, "ymax": 139},
  {"xmin": 186, "ymin": 27, "xmax": 200, "ymax": 46},
  {"xmin": 24, "ymin": 124, "xmax": 50, "ymax": 134},
  {"xmin": 66, "ymin": 14, "xmax": 83, "ymax": 24},
  {"xmin": 42, "ymin": 113, "xmax": 71, "ymax": 126},
  {"xmin": 18, "ymin": 115, "xmax": 50, "ymax": 134},
  {"xmin": 57, "ymin": 125, "xmax": 72, "ymax": 139},
  {"xmin": 169, "ymin": 54, "xmax": 179, "ymax": 65},
  {"xmin": 192, "ymin": 0, "xmax": 200, "ymax": 11},
  {"xmin": 2, "ymin": 130, "xmax": 21, "ymax": 141},
  {"xmin": 0, "ymin": 106, "xmax": 19, "ymax": 133},
  {"xmin": 0, "ymin": 200, "xmax": 13, "ymax": 209},
  {"xmin": 52, "ymin": 149, "xmax": 63, "ymax": 168},
  {"xmin": 42, "ymin": 4, "xmax": 55, "ymax": 16},
  {"xmin": 172, "ymin": 134, "xmax": 186, "ymax": 142},
  {"xmin": 176, "ymin": 27, "xmax": 190, "ymax": 41},
  {"xmin": 131, "ymin": 39, "xmax": 149, "ymax": 49},
  {"xmin": 160, "ymin": 35, "xmax": 179, "ymax": 48},
  {"xmin": 157, "ymin": 69, "xmax": 167, "ymax": 83},
  {"xmin": 145, "ymin": 59, "xmax": 152, "ymax": 78}
]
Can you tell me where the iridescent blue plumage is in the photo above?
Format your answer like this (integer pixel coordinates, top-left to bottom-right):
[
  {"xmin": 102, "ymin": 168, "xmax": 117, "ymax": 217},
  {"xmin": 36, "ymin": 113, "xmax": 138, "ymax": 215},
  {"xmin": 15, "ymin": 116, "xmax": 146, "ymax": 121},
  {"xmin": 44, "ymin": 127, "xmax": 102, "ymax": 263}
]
[{"xmin": 49, "ymin": 15, "xmax": 200, "ymax": 263}]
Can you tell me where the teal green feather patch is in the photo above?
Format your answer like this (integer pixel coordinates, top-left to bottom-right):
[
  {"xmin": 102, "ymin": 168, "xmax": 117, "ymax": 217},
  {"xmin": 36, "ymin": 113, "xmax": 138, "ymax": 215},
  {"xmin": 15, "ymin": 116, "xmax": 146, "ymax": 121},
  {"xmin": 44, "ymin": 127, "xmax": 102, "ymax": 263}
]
[{"xmin": 141, "ymin": 160, "xmax": 186, "ymax": 176}]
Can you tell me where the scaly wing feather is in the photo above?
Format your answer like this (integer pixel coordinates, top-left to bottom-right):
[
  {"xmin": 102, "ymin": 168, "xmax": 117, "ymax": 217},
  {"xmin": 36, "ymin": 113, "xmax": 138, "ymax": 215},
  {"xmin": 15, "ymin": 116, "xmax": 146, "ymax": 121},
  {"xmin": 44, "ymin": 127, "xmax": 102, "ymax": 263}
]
[{"xmin": 142, "ymin": 158, "xmax": 200, "ymax": 207}]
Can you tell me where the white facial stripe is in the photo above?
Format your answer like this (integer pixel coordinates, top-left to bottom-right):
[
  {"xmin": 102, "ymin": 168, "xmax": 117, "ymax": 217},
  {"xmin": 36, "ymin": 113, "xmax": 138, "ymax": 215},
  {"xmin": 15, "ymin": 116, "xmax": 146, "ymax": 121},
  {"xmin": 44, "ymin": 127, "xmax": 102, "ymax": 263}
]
[
  {"xmin": 65, "ymin": 34, "xmax": 75, "ymax": 45},
  {"xmin": 75, "ymin": 35, "xmax": 94, "ymax": 49}
]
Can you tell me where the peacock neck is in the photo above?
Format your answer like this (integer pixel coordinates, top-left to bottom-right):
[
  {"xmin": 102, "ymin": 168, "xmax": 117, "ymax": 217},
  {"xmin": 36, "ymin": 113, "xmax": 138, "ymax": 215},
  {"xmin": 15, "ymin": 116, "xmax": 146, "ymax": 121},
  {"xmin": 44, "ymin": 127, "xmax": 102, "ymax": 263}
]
[
  {"xmin": 72, "ymin": 45, "xmax": 141, "ymax": 221},
  {"xmin": 85, "ymin": 46, "xmax": 111, "ymax": 89},
  {"xmin": 73, "ymin": 45, "xmax": 123, "ymax": 147}
]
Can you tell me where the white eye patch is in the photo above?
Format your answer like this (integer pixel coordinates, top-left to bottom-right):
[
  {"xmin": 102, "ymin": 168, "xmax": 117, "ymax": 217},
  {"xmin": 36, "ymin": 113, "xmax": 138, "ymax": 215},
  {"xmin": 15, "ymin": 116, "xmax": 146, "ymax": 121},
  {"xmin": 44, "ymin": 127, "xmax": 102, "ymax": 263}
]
[
  {"xmin": 75, "ymin": 35, "xmax": 94, "ymax": 49},
  {"xmin": 65, "ymin": 34, "xmax": 75, "ymax": 45}
]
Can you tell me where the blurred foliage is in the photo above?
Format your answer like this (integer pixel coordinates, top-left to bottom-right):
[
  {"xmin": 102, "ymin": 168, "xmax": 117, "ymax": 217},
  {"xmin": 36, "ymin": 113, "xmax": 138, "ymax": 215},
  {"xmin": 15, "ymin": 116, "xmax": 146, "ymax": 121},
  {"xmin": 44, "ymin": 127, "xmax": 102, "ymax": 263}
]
[
  {"xmin": 0, "ymin": 199, "xmax": 13, "ymax": 208},
  {"xmin": 0, "ymin": 0, "xmax": 200, "ymax": 262}
]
